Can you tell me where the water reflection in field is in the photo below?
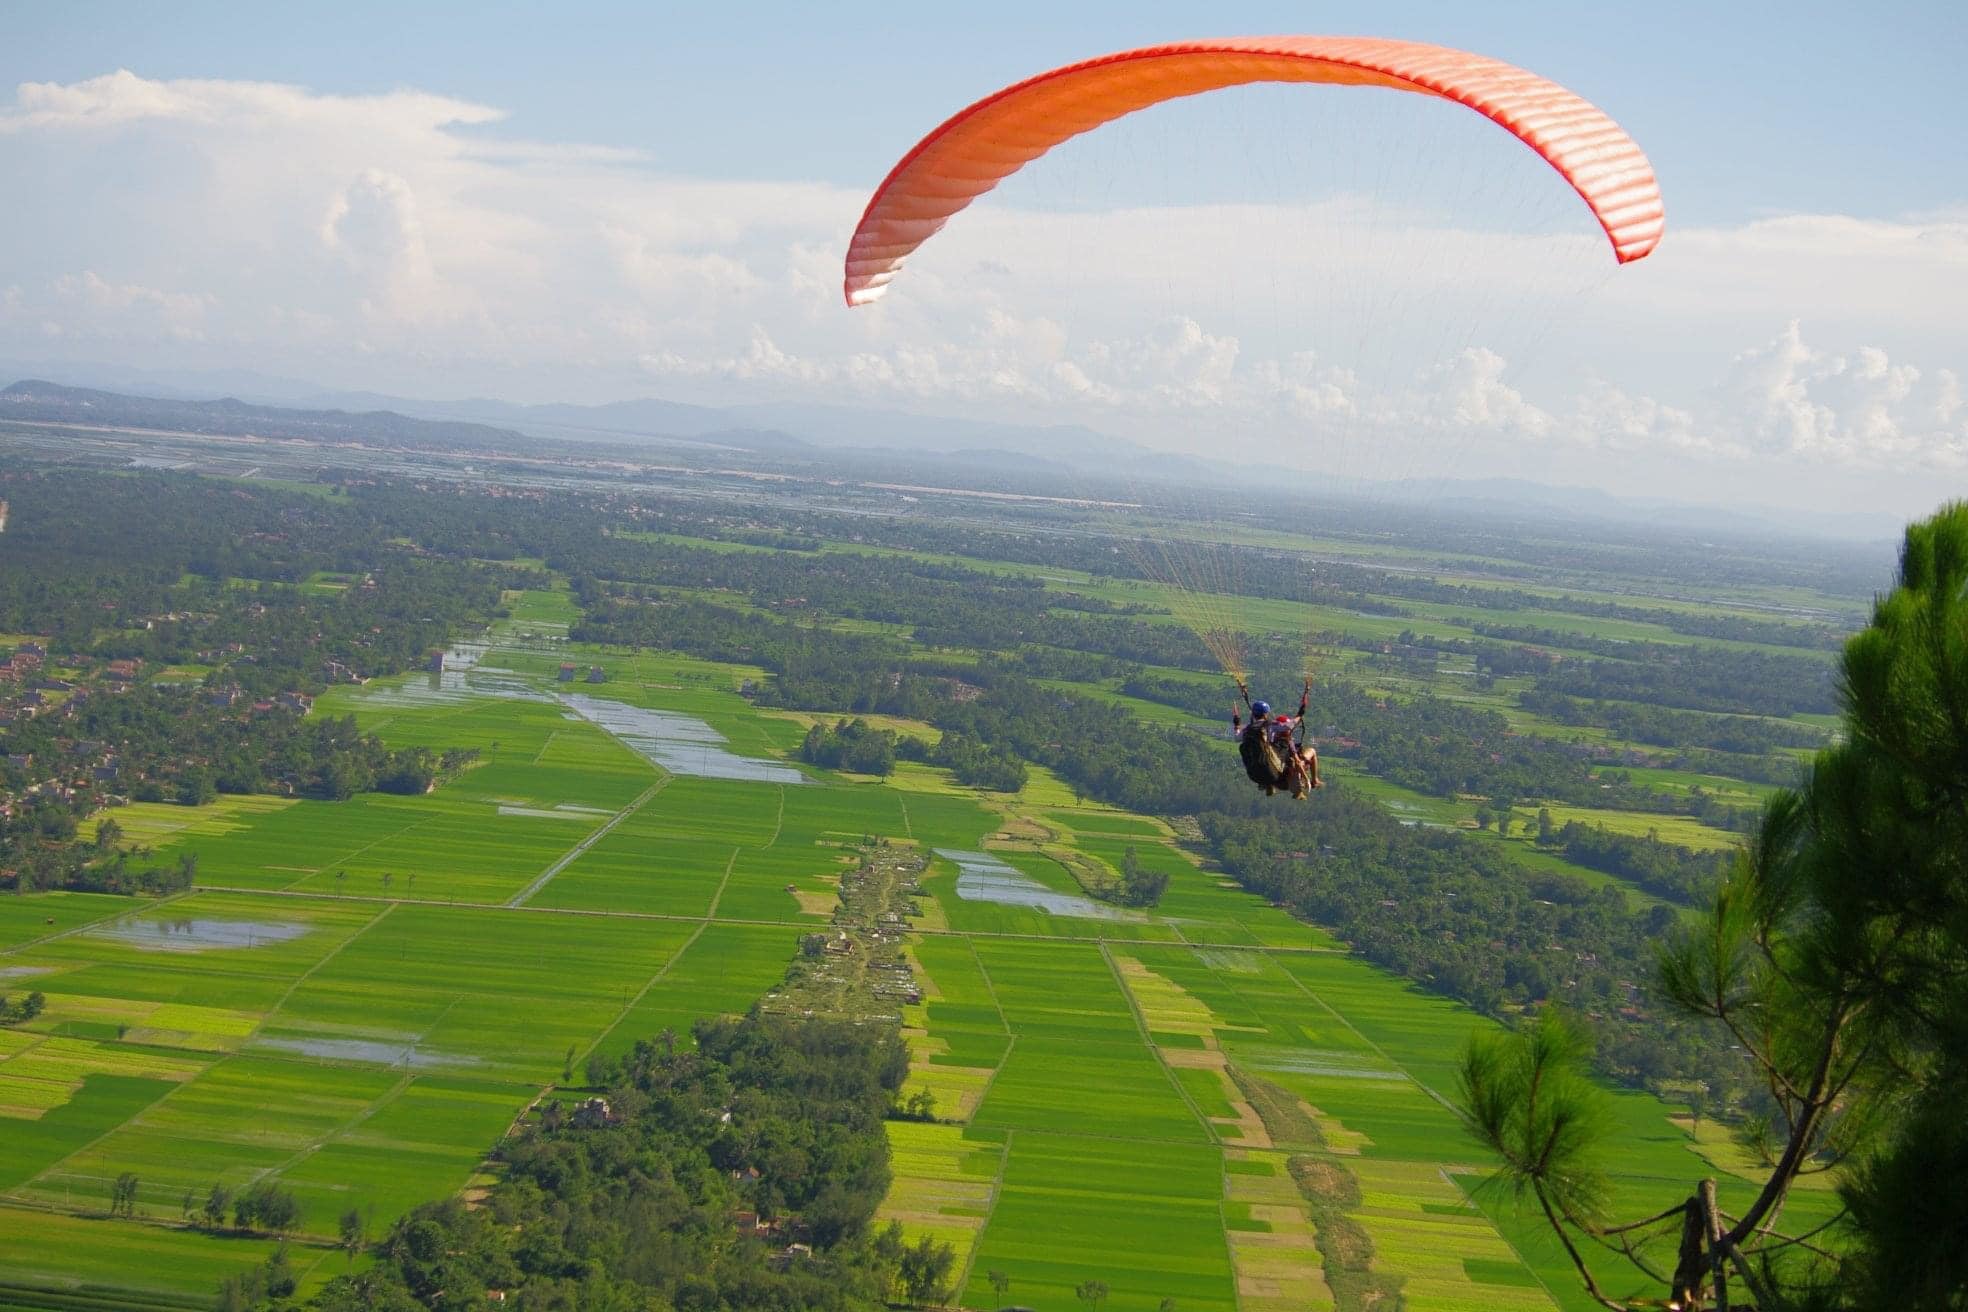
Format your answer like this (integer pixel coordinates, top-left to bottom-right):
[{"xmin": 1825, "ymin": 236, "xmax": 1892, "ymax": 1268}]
[
  {"xmin": 254, "ymin": 1036, "xmax": 478, "ymax": 1069},
  {"xmin": 938, "ymin": 848, "xmax": 1132, "ymax": 920},
  {"xmin": 92, "ymin": 918, "xmax": 309, "ymax": 952},
  {"xmin": 557, "ymin": 692, "xmax": 806, "ymax": 784},
  {"xmin": 349, "ymin": 645, "xmax": 545, "ymax": 707}
]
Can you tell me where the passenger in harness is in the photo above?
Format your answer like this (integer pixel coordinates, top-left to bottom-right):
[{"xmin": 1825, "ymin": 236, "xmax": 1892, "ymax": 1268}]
[{"xmin": 1232, "ymin": 679, "xmax": 1323, "ymax": 799}]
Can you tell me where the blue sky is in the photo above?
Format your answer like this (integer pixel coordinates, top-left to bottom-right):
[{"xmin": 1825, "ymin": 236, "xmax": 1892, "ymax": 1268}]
[
  {"xmin": 13, "ymin": 0, "xmax": 1963, "ymax": 223},
  {"xmin": 4, "ymin": 2, "xmax": 1966, "ymax": 516}
]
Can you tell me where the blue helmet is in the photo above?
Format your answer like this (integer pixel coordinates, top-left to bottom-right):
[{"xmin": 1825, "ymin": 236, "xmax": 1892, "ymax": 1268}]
[{"xmin": 1251, "ymin": 701, "xmax": 1270, "ymax": 718}]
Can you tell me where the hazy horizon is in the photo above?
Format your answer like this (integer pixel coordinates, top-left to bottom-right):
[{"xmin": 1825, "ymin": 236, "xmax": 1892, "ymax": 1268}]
[{"xmin": 6, "ymin": 1, "xmax": 1965, "ymax": 519}]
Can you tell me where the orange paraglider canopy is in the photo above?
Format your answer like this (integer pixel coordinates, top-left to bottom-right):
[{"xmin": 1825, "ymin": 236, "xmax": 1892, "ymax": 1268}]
[{"xmin": 844, "ymin": 36, "xmax": 1663, "ymax": 306}]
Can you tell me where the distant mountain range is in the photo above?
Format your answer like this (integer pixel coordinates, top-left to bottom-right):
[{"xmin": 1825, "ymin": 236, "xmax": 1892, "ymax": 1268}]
[
  {"xmin": 0, "ymin": 379, "xmax": 528, "ymax": 452},
  {"xmin": 302, "ymin": 389, "xmax": 1170, "ymax": 470},
  {"xmin": 0, "ymin": 363, "xmax": 1907, "ymax": 543}
]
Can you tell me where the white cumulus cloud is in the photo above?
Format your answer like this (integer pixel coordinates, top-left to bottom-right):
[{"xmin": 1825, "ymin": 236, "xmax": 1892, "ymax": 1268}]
[{"xmin": 1, "ymin": 69, "xmax": 1965, "ymax": 511}]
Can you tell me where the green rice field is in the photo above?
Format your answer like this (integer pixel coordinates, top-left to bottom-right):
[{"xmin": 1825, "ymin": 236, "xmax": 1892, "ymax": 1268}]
[{"xmin": 1, "ymin": 596, "xmax": 1816, "ymax": 1308}]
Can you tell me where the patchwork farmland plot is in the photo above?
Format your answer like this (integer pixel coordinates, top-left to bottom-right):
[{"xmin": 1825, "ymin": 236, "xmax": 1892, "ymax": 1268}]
[{"xmin": 2, "ymin": 624, "xmax": 1799, "ymax": 1308}]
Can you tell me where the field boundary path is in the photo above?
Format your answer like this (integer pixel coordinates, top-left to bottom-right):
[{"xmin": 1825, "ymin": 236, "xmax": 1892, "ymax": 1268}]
[
  {"xmin": 1100, "ymin": 942, "xmax": 1222, "ymax": 1144},
  {"xmin": 1273, "ymin": 961, "xmax": 1470, "ymax": 1123},
  {"xmin": 0, "ymin": 889, "xmax": 197, "ymax": 955},
  {"xmin": 701, "ymin": 847, "xmax": 742, "ymax": 920},
  {"xmin": 579, "ymin": 919, "xmax": 708, "ymax": 1070},
  {"xmin": 507, "ymin": 779, "xmax": 667, "ymax": 907},
  {"xmin": 243, "ymin": 901, "xmax": 397, "ymax": 1047},
  {"xmin": 952, "ymin": 1125, "xmax": 1014, "ymax": 1300}
]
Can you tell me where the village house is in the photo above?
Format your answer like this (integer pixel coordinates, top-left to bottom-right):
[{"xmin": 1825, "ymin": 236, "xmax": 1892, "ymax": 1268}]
[
  {"xmin": 572, "ymin": 1096, "xmax": 618, "ymax": 1128},
  {"xmin": 770, "ymin": 1243, "xmax": 814, "ymax": 1270}
]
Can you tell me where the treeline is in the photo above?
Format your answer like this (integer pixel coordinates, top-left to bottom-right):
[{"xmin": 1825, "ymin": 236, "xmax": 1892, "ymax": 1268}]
[
  {"xmin": 41, "ymin": 846, "xmax": 198, "ymax": 897},
  {"xmin": 291, "ymin": 473, "xmax": 1862, "ymax": 671},
  {"xmin": 800, "ymin": 718, "xmax": 899, "ymax": 774},
  {"xmin": 4, "ymin": 699, "xmax": 477, "ymax": 893},
  {"xmin": 797, "ymin": 718, "xmax": 1028, "ymax": 792},
  {"xmin": 0, "ymin": 465, "xmax": 508, "ymax": 665},
  {"xmin": 730, "ymin": 490, "xmax": 1855, "ymax": 640},
  {"xmin": 3, "ymin": 690, "xmax": 475, "ymax": 805},
  {"xmin": 1528, "ymin": 644, "xmax": 1837, "ymax": 717},
  {"xmin": 270, "ymin": 1015, "xmax": 952, "ymax": 1312},
  {"xmin": 108, "ymin": 558, "xmax": 503, "ymax": 696},
  {"xmin": 559, "ymin": 452, "xmax": 1878, "ymax": 603},
  {"xmin": 900, "ymin": 731, "xmax": 1028, "ymax": 793},
  {"xmin": 1547, "ymin": 820, "xmax": 1731, "ymax": 906},
  {"xmin": 1517, "ymin": 689, "xmax": 1823, "ymax": 755},
  {"xmin": 1104, "ymin": 847, "xmax": 1170, "ymax": 908},
  {"xmin": 0, "ymin": 989, "xmax": 46, "ymax": 1025},
  {"xmin": 1462, "ymin": 621, "xmax": 1836, "ymax": 717}
]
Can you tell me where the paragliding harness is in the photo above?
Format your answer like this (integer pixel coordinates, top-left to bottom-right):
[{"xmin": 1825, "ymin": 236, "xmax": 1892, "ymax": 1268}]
[{"xmin": 1236, "ymin": 679, "xmax": 1311, "ymax": 797}]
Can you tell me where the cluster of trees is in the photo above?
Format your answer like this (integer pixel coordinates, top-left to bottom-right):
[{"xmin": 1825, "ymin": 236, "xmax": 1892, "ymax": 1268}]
[
  {"xmin": 898, "ymin": 730, "xmax": 1028, "ymax": 792},
  {"xmin": 1546, "ymin": 819, "xmax": 1731, "ymax": 906},
  {"xmin": 799, "ymin": 718, "xmax": 898, "ymax": 775},
  {"xmin": 223, "ymin": 1181, "xmax": 303, "ymax": 1233},
  {"xmin": 254, "ymin": 1013, "xmax": 955, "ymax": 1312},
  {"xmin": 184, "ymin": 1180, "xmax": 305, "ymax": 1234},
  {"xmin": 216, "ymin": 1247, "xmax": 298, "ymax": 1312},
  {"xmin": 1105, "ymin": 846, "xmax": 1170, "ymax": 908},
  {"xmin": 795, "ymin": 718, "xmax": 1028, "ymax": 791},
  {"xmin": 32, "ymin": 849, "xmax": 198, "ymax": 897},
  {"xmin": 1, "ymin": 805, "xmax": 202, "ymax": 895},
  {"xmin": 0, "ymin": 989, "xmax": 45, "ymax": 1025}
]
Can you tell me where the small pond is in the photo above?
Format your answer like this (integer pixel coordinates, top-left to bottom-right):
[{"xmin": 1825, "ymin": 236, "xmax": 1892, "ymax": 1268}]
[
  {"xmin": 91, "ymin": 918, "xmax": 309, "ymax": 952},
  {"xmin": 558, "ymin": 693, "xmax": 806, "ymax": 784},
  {"xmin": 253, "ymin": 1036, "xmax": 478, "ymax": 1069},
  {"xmin": 937, "ymin": 848, "xmax": 1134, "ymax": 921}
]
